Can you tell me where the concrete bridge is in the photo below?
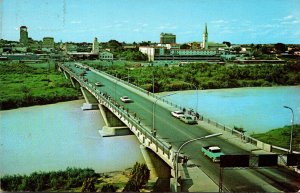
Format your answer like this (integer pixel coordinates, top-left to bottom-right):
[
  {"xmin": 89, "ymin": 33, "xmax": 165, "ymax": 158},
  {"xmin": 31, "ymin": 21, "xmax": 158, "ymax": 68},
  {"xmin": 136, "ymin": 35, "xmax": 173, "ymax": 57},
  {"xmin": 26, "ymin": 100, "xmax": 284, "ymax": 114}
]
[{"xmin": 58, "ymin": 62, "xmax": 300, "ymax": 192}]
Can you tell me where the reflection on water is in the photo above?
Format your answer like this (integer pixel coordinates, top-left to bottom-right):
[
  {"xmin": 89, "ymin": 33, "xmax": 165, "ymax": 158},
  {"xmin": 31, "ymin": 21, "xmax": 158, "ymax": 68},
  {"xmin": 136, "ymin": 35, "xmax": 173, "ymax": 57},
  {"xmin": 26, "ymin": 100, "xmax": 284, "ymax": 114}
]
[
  {"xmin": 167, "ymin": 86, "xmax": 300, "ymax": 133},
  {"xmin": 0, "ymin": 100, "xmax": 144, "ymax": 176}
]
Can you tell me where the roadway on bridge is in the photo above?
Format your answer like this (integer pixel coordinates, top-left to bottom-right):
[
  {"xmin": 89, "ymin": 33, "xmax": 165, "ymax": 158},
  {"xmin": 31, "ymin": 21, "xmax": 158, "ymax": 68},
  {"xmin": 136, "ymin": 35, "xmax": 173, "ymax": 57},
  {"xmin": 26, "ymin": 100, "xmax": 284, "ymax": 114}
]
[{"xmin": 66, "ymin": 63, "xmax": 300, "ymax": 192}]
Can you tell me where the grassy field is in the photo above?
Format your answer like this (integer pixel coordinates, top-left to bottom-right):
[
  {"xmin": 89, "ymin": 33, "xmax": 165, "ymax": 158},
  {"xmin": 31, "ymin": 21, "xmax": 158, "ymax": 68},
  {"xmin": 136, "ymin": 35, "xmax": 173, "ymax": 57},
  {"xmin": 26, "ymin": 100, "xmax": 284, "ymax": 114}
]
[
  {"xmin": 0, "ymin": 61, "xmax": 79, "ymax": 110},
  {"xmin": 251, "ymin": 125, "xmax": 300, "ymax": 152}
]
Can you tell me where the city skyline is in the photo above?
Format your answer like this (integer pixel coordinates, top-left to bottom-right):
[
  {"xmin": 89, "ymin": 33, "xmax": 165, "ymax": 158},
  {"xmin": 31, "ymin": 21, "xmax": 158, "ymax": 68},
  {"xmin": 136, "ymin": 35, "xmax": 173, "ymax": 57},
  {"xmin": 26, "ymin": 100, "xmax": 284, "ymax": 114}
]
[{"xmin": 1, "ymin": 0, "xmax": 300, "ymax": 44}]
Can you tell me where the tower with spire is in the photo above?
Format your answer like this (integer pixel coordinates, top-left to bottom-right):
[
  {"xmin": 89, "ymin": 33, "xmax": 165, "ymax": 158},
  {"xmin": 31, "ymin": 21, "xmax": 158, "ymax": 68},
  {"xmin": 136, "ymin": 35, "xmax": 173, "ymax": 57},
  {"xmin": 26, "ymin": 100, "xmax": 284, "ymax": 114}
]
[
  {"xmin": 202, "ymin": 23, "xmax": 208, "ymax": 49},
  {"xmin": 92, "ymin": 37, "xmax": 99, "ymax": 54}
]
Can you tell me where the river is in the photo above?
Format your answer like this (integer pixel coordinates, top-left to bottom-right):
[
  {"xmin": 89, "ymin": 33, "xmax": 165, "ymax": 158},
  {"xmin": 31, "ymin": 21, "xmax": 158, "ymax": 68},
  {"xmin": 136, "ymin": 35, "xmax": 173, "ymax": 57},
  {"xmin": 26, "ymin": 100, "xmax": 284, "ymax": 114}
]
[
  {"xmin": 1, "ymin": 86, "xmax": 299, "ymax": 176},
  {"xmin": 166, "ymin": 86, "xmax": 300, "ymax": 134},
  {"xmin": 0, "ymin": 100, "xmax": 145, "ymax": 176}
]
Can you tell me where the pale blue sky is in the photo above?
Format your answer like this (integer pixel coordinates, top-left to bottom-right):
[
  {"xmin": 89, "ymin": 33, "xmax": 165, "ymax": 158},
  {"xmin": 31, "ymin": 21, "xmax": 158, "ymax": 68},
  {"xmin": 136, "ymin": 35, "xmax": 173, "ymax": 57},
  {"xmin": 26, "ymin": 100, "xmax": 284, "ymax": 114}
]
[{"xmin": 1, "ymin": 0, "xmax": 300, "ymax": 44}]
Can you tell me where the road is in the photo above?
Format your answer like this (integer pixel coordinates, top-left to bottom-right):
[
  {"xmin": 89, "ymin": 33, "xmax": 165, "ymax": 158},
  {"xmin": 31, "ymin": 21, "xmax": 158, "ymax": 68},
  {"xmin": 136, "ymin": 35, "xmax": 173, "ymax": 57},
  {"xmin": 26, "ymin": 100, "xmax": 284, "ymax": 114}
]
[{"xmin": 66, "ymin": 63, "xmax": 300, "ymax": 192}]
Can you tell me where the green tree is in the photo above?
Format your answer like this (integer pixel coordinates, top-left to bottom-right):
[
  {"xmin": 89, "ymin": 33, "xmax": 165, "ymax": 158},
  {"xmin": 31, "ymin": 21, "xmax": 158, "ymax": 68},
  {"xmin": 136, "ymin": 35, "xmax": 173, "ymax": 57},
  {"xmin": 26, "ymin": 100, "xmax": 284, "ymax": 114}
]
[
  {"xmin": 123, "ymin": 162, "xmax": 150, "ymax": 192},
  {"xmin": 274, "ymin": 43, "xmax": 286, "ymax": 53},
  {"xmin": 101, "ymin": 183, "xmax": 118, "ymax": 192}
]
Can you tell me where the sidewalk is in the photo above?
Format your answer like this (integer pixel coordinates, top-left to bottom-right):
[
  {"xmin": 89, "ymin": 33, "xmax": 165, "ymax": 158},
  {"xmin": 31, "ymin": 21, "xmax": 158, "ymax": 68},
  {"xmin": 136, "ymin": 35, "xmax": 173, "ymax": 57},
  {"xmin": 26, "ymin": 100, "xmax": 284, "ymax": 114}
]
[{"xmin": 198, "ymin": 120, "xmax": 269, "ymax": 154}]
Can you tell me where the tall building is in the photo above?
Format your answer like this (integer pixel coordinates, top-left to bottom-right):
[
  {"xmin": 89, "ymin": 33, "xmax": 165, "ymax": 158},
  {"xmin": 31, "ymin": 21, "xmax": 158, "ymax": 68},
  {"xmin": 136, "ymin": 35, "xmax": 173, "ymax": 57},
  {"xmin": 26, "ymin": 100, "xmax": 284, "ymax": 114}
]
[
  {"xmin": 92, "ymin": 37, "xmax": 99, "ymax": 54},
  {"xmin": 20, "ymin": 26, "xmax": 28, "ymax": 45},
  {"xmin": 42, "ymin": 37, "xmax": 54, "ymax": 49},
  {"xmin": 202, "ymin": 23, "xmax": 208, "ymax": 49},
  {"xmin": 160, "ymin": 33, "xmax": 176, "ymax": 44}
]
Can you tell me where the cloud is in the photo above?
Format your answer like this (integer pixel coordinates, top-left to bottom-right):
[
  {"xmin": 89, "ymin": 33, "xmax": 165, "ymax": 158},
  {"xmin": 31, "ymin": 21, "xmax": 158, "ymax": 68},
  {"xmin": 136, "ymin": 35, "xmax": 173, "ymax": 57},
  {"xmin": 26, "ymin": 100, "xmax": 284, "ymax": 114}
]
[
  {"xmin": 211, "ymin": 20, "xmax": 228, "ymax": 24},
  {"xmin": 273, "ymin": 15, "xmax": 300, "ymax": 25},
  {"xmin": 71, "ymin": 20, "xmax": 82, "ymax": 24},
  {"xmin": 157, "ymin": 24, "xmax": 177, "ymax": 30},
  {"xmin": 283, "ymin": 15, "xmax": 294, "ymax": 20}
]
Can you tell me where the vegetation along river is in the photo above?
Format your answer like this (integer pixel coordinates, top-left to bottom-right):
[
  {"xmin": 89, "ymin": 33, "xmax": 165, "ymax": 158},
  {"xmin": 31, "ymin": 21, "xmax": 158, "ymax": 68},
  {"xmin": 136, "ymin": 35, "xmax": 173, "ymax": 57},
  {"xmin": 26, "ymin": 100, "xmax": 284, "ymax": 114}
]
[{"xmin": 0, "ymin": 100, "xmax": 145, "ymax": 176}]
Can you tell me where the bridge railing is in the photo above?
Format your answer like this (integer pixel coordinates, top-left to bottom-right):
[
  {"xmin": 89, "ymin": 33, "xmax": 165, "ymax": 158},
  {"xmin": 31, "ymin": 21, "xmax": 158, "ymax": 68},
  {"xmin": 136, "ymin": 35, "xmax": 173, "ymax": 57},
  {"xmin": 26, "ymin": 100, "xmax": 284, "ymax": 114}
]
[
  {"xmin": 61, "ymin": 63, "xmax": 299, "ymax": 155},
  {"xmin": 88, "ymin": 66, "xmax": 187, "ymax": 111},
  {"xmin": 60, "ymin": 64, "xmax": 173, "ymax": 159}
]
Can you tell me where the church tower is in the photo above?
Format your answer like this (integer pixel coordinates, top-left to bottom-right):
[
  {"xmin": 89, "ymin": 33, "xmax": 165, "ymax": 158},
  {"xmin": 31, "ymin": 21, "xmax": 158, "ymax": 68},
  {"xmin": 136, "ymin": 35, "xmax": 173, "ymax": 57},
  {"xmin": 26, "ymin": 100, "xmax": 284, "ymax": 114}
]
[
  {"xmin": 92, "ymin": 37, "xmax": 99, "ymax": 54},
  {"xmin": 20, "ymin": 26, "xmax": 28, "ymax": 45},
  {"xmin": 202, "ymin": 23, "xmax": 208, "ymax": 49}
]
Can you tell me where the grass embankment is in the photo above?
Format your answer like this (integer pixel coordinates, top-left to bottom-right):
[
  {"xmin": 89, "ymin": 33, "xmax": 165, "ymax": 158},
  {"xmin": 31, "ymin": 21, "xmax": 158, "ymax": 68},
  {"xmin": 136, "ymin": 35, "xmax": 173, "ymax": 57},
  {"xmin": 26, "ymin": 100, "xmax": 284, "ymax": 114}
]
[
  {"xmin": 87, "ymin": 61, "xmax": 300, "ymax": 92},
  {"xmin": 251, "ymin": 125, "xmax": 300, "ymax": 152},
  {"xmin": 0, "ymin": 62, "xmax": 79, "ymax": 110}
]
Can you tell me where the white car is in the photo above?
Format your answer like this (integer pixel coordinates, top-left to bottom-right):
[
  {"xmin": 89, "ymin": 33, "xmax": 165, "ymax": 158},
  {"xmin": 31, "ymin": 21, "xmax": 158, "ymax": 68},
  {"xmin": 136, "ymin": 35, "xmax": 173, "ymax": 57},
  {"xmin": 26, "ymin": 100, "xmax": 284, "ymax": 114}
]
[
  {"xmin": 171, "ymin": 110, "xmax": 184, "ymax": 118},
  {"xmin": 95, "ymin": 82, "xmax": 102, "ymax": 86},
  {"xmin": 179, "ymin": 115, "xmax": 197, "ymax": 124},
  {"xmin": 120, "ymin": 96, "xmax": 132, "ymax": 103}
]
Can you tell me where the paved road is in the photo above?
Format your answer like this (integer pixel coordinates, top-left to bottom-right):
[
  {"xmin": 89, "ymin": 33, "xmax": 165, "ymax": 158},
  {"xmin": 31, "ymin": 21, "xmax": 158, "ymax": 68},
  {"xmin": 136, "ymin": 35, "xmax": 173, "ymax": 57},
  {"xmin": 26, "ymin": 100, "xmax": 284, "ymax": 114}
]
[{"xmin": 66, "ymin": 63, "xmax": 300, "ymax": 192}]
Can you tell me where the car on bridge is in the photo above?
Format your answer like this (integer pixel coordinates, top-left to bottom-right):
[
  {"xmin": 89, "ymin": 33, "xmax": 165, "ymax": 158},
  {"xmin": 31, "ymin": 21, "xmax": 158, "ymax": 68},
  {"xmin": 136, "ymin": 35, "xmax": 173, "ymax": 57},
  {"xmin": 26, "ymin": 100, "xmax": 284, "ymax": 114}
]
[
  {"xmin": 120, "ymin": 96, "xmax": 132, "ymax": 103},
  {"xmin": 95, "ymin": 82, "xmax": 103, "ymax": 86},
  {"xmin": 179, "ymin": 115, "xmax": 197, "ymax": 124},
  {"xmin": 171, "ymin": 110, "xmax": 184, "ymax": 118},
  {"xmin": 201, "ymin": 145, "xmax": 224, "ymax": 162}
]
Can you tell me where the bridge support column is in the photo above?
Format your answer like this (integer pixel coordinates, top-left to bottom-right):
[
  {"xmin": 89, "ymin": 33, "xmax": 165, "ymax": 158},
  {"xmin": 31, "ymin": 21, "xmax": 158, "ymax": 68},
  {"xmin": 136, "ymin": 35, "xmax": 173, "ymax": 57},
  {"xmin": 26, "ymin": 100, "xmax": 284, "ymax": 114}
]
[
  {"xmin": 70, "ymin": 77, "xmax": 76, "ymax": 88},
  {"xmin": 140, "ymin": 145, "xmax": 171, "ymax": 192},
  {"xmin": 63, "ymin": 70, "xmax": 70, "ymax": 79},
  {"xmin": 98, "ymin": 104, "xmax": 131, "ymax": 137},
  {"xmin": 80, "ymin": 87, "xmax": 99, "ymax": 110}
]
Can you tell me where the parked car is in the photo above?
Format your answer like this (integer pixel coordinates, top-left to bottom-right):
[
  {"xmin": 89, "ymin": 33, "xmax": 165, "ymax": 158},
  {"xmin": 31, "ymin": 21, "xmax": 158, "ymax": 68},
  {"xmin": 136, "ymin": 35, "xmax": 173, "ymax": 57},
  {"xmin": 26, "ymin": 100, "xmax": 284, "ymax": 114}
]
[
  {"xmin": 201, "ymin": 145, "xmax": 224, "ymax": 162},
  {"xmin": 171, "ymin": 110, "xmax": 184, "ymax": 118},
  {"xmin": 179, "ymin": 115, "xmax": 197, "ymax": 124},
  {"xmin": 120, "ymin": 96, "xmax": 132, "ymax": 103},
  {"xmin": 95, "ymin": 82, "xmax": 103, "ymax": 86}
]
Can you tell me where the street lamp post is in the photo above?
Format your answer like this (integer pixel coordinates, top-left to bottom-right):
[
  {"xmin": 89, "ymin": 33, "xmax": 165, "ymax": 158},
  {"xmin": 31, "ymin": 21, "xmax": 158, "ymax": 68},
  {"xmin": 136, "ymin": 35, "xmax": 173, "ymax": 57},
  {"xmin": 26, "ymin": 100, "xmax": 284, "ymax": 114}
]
[
  {"xmin": 152, "ymin": 93, "xmax": 176, "ymax": 136},
  {"xmin": 283, "ymin": 106, "xmax": 294, "ymax": 154},
  {"xmin": 152, "ymin": 69, "xmax": 155, "ymax": 94},
  {"xmin": 174, "ymin": 133, "xmax": 223, "ymax": 192}
]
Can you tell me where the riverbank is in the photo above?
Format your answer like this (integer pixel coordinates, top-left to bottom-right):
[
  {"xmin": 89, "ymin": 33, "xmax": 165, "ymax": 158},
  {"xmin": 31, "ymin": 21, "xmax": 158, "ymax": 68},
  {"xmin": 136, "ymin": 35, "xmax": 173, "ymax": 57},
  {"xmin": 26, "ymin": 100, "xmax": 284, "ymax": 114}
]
[
  {"xmin": 251, "ymin": 125, "xmax": 300, "ymax": 152},
  {"xmin": 0, "ymin": 167, "xmax": 131, "ymax": 192},
  {"xmin": 86, "ymin": 61, "xmax": 300, "ymax": 92},
  {"xmin": 0, "ymin": 62, "xmax": 79, "ymax": 110}
]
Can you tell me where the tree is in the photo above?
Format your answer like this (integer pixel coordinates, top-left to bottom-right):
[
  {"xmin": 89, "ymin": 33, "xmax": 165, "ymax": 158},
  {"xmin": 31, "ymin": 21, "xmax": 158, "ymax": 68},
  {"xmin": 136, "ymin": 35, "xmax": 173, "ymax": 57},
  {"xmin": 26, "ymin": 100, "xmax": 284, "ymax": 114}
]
[
  {"xmin": 107, "ymin": 40, "xmax": 123, "ymax": 50},
  {"xmin": 232, "ymin": 46, "xmax": 242, "ymax": 54},
  {"xmin": 139, "ymin": 41, "xmax": 150, "ymax": 46},
  {"xmin": 222, "ymin": 41, "xmax": 231, "ymax": 47},
  {"xmin": 180, "ymin": 44, "xmax": 191, "ymax": 49},
  {"xmin": 123, "ymin": 162, "xmax": 150, "ymax": 192},
  {"xmin": 101, "ymin": 184, "xmax": 118, "ymax": 192},
  {"xmin": 274, "ymin": 43, "xmax": 286, "ymax": 54},
  {"xmin": 80, "ymin": 178, "xmax": 96, "ymax": 192}
]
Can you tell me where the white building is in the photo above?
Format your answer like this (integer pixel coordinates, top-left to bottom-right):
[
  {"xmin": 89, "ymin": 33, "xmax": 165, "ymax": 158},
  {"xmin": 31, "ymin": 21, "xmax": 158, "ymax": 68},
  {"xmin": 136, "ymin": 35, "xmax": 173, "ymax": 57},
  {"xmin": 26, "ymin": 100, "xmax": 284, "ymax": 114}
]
[
  {"xmin": 139, "ymin": 47, "xmax": 155, "ymax": 61},
  {"xmin": 99, "ymin": 51, "xmax": 113, "ymax": 60}
]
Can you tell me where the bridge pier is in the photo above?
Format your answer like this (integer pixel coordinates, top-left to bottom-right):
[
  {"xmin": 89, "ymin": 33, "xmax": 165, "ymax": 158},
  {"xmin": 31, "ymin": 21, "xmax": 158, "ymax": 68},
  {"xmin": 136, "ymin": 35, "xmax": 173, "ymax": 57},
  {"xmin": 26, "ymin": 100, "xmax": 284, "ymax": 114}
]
[
  {"xmin": 140, "ymin": 145, "xmax": 171, "ymax": 192},
  {"xmin": 98, "ymin": 104, "xmax": 132, "ymax": 137},
  {"xmin": 80, "ymin": 87, "xmax": 99, "ymax": 110},
  {"xmin": 63, "ymin": 70, "xmax": 70, "ymax": 79}
]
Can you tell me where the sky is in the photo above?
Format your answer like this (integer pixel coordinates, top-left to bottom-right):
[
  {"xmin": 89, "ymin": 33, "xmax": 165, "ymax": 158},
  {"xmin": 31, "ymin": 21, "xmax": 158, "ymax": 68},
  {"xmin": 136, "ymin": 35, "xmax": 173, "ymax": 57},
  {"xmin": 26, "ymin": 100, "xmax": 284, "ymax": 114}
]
[{"xmin": 1, "ymin": 0, "xmax": 300, "ymax": 44}]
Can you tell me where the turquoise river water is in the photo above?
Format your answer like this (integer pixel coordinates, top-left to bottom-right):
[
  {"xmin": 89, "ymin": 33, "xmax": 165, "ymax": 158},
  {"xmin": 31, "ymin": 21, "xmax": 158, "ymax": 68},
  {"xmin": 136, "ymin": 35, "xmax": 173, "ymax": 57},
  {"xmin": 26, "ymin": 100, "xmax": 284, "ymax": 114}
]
[
  {"xmin": 166, "ymin": 86, "xmax": 300, "ymax": 133},
  {"xmin": 0, "ymin": 100, "xmax": 145, "ymax": 176}
]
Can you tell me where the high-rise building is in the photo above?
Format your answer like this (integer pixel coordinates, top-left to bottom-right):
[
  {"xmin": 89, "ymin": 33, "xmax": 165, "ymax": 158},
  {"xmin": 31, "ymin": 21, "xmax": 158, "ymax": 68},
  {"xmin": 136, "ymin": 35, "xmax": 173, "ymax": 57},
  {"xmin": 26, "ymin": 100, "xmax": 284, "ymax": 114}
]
[
  {"xmin": 20, "ymin": 26, "xmax": 28, "ymax": 45},
  {"xmin": 160, "ymin": 33, "xmax": 176, "ymax": 44},
  {"xmin": 42, "ymin": 37, "xmax": 55, "ymax": 49},
  {"xmin": 202, "ymin": 23, "xmax": 208, "ymax": 49},
  {"xmin": 92, "ymin": 37, "xmax": 99, "ymax": 54}
]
